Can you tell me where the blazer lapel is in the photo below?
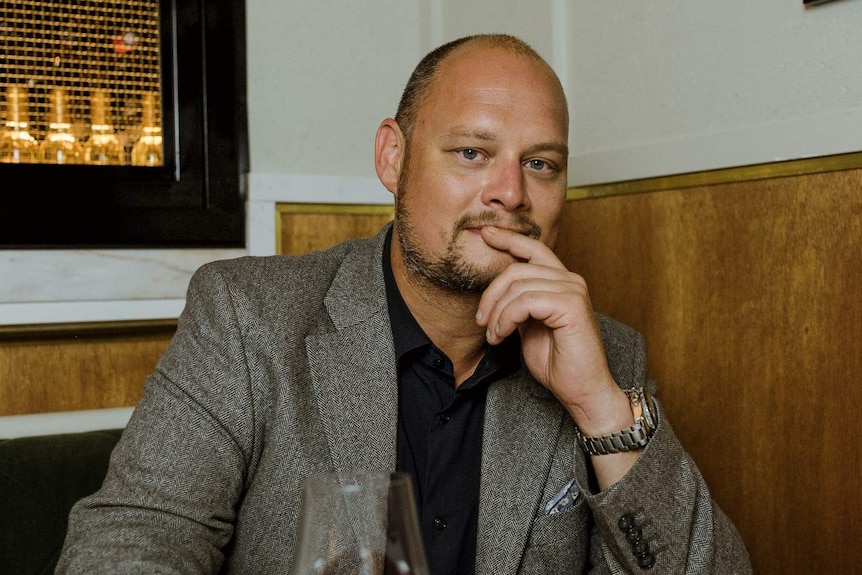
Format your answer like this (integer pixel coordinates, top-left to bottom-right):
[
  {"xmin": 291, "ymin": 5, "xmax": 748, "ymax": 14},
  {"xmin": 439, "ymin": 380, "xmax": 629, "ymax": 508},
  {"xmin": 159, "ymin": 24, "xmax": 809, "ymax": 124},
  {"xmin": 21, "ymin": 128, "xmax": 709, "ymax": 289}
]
[
  {"xmin": 475, "ymin": 371, "xmax": 567, "ymax": 575},
  {"xmin": 305, "ymin": 228, "xmax": 399, "ymax": 478}
]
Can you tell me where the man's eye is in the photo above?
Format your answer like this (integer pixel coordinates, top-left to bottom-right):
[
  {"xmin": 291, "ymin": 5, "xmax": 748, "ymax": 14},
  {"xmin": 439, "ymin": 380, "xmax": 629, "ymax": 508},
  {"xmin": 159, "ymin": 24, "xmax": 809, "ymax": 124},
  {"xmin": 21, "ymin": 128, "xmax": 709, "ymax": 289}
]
[
  {"xmin": 460, "ymin": 149, "xmax": 479, "ymax": 160},
  {"xmin": 528, "ymin": 159, "xmax": 549, "ymax": 171}
]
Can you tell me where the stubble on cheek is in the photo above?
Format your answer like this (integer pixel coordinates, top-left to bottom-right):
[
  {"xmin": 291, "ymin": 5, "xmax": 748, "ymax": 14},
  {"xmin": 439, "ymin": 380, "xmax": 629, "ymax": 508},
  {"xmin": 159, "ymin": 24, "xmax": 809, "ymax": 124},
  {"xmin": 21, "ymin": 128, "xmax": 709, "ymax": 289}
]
[{"xmin": 395, "ymin": 203, "xmax": 501, "ymax": 293}]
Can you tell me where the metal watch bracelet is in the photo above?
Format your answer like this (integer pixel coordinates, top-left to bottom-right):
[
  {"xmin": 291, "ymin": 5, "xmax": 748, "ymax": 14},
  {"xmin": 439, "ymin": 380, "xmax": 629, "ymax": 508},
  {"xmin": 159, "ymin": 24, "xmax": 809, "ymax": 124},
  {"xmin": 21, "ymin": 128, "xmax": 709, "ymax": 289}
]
[{"xmin": 576, "ymin": 387, "xmax": 657, "ymax": 456}]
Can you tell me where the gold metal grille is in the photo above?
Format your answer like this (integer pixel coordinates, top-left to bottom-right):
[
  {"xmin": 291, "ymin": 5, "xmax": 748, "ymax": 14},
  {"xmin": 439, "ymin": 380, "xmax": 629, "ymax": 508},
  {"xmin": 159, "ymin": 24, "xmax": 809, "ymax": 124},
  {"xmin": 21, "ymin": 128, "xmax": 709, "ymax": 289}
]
[{"xmin": 0, "ymin": 0, "xmax": 162, "ymax": 164}]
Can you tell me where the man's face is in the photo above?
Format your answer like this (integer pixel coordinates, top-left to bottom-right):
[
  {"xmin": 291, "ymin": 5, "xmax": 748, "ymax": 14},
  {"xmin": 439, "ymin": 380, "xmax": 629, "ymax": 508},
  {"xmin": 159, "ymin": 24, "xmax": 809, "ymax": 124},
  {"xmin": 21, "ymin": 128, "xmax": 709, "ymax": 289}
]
[{"xmin": 393, "ymin": 45, "xmax": 569, "ymax": 293}]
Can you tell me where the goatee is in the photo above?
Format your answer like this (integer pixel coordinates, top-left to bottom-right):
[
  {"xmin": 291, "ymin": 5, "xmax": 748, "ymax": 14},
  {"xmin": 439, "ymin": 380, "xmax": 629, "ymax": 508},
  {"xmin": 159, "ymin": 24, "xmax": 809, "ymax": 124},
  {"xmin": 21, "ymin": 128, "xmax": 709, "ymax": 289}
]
[{"xmin": 395, "ymin": 199, "xmax": 542, "ymax": 294}]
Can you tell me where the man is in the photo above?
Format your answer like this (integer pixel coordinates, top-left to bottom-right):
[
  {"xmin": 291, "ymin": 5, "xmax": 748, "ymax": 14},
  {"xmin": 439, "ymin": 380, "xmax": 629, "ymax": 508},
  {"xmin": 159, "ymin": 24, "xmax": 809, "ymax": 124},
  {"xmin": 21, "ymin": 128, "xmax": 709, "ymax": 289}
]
[{"xmin": 57, "ymin": 34, "xmax": 751, "ymax": 574}]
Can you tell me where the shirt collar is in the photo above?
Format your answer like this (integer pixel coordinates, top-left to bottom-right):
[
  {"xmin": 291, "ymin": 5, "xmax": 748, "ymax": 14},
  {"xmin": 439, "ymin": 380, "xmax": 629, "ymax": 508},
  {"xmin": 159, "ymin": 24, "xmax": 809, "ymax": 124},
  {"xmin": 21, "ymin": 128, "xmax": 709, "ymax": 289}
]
[{"xmin": 383, "ymin": 228, "xmax": 432, "ymax": 360}]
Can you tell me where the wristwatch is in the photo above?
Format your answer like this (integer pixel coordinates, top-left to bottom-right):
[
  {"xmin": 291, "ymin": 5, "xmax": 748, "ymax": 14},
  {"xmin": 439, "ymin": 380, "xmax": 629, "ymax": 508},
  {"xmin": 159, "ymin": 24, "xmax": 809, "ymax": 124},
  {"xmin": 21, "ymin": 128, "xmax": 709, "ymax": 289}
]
[{"xmin": 576, "ymin": 387, "xmax": 657, "ymax": 456}]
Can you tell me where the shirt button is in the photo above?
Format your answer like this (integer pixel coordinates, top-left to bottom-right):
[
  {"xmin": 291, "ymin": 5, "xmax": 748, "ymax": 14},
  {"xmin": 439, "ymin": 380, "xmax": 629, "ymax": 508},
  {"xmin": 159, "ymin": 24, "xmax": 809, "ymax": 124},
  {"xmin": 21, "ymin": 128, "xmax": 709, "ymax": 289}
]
[
  {"xmin": 432, "ymin": 358, "xmax": 443, "ymax": 368},
  {"xmin": 440, "ymin": 413, "xmax": 451, "ymax": 424},
  {"xmin": 433, "ymin": 516, "xmax": 447, "ymax": 532}
]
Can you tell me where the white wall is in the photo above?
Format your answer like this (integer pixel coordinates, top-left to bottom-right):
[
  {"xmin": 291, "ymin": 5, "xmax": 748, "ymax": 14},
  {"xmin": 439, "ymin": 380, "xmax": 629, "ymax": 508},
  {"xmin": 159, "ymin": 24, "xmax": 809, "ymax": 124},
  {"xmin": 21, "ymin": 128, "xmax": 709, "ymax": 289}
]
[
  {"xmin": 243, "ymin": 0, "xmax": 570, "ymax": 254},
  {"xmin": 247, "ymin": 1, "xmax": 421, "ymax": 178},
  {"xmin": 247, "ymin": 0, "xmax": 862, "ymax": 188},
  {"xmin": 566, "ymin": 0, "xmax": 862, "ymax": 185},
  {"xmin": 247, "ymin": 0, "xmax": 566, "ymax": 180}
]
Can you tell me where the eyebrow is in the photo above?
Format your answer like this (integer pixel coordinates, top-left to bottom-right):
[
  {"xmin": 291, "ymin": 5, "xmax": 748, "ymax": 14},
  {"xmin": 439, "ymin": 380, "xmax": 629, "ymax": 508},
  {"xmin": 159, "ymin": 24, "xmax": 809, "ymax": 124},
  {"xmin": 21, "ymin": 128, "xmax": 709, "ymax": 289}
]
[{"xmin": 523, "ymin": 142, "xmax": 569, "ymax": 157}]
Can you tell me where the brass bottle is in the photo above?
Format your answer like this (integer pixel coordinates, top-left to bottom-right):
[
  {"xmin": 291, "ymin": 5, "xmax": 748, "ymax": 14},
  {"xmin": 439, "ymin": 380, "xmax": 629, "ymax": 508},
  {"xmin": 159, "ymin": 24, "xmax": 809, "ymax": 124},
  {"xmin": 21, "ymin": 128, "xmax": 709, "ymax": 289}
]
[
  {"xmin": 0, "ymin": 86, "xmax": 38, "ymax": 163},
  {"xmin": 40, "ymin": 88, "xmax": 82, "ymax": 164},
  {"xmin": 131, "ymin": 92, "xmax": 163, "ymax": 166},
  {"xmin": 83, "ymin": 90, "xmax": 124, "ymax": 165}
]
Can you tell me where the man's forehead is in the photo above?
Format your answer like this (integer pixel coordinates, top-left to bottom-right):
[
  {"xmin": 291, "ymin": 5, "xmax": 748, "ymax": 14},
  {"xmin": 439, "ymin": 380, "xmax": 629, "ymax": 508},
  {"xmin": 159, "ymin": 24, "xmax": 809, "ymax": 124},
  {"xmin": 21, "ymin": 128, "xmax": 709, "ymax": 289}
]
[
  {"xmin": 427, "ymin": 82, "xmax": 569, "ymax": 139},
  {"xmin": 441, "ymin": 127, "xmax": 498, "ymax": 141},
  {"xmin": 431, "ymin": 47, "xmax": 565, "ymax": 107}
]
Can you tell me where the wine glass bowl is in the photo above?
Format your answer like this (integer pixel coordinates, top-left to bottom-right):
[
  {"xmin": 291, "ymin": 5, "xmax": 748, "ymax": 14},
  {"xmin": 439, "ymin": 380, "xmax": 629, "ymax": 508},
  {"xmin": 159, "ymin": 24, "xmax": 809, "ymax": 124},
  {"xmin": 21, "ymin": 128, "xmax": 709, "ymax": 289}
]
[{"xmin": 291, "ymin": 472, "xmax": 430, "ymax": 575}]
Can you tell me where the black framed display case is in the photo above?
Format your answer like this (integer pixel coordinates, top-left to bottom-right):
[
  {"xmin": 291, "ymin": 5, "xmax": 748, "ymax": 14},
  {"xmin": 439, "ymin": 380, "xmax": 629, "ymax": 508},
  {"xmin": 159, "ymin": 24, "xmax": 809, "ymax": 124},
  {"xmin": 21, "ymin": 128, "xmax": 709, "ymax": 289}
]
[{"xmin": 0, "ymin": 0, "xmax": 247, "ymax": 248}]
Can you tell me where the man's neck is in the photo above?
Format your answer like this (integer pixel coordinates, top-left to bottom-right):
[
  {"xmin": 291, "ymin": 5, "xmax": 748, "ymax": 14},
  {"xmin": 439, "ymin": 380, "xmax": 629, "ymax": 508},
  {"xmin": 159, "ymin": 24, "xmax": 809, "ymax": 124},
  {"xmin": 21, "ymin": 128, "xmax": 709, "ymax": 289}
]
[{"xmin": 390, "ymin": 245, "xmax": 488, "ymax": 387}]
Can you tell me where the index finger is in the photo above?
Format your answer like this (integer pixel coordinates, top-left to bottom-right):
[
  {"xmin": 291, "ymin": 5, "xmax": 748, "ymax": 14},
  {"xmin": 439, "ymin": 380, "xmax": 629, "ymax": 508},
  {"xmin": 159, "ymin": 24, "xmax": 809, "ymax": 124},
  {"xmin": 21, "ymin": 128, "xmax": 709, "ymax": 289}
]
[{"xmin": 480, "ymin": 225, "xmax": 565, "ymax": 269}]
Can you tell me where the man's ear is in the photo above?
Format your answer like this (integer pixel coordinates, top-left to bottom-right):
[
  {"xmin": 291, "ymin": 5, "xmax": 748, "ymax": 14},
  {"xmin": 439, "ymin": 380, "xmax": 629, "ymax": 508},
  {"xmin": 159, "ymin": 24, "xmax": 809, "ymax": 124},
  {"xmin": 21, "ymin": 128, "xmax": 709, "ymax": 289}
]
[{"xmin": 375, "ymin": 118, "xmax": 405, "ymax": 195}]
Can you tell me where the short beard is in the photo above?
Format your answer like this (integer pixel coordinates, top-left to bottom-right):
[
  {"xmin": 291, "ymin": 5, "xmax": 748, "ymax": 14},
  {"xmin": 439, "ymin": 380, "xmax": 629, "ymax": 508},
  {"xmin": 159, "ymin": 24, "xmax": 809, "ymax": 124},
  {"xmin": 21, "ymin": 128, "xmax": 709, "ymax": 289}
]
[
  {"xmin": 397, "ymin": 204, "xmax": 493, "ymax": 293},
  {"xmin": 394, "ymin": 164, "xmax": 542, "ymax": 294}
]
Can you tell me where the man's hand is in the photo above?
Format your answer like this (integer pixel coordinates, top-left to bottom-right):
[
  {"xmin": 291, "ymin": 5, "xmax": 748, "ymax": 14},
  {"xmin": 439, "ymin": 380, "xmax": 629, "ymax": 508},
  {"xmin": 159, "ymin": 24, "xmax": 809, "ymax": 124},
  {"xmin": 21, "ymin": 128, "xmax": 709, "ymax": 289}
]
[
  {"xmin": 475, "ymin": 226, "xmax": 641, "ymax": 487},
  {"xmin": 475, "ymin": 226, "xmax": 616, "ymax": 417}
]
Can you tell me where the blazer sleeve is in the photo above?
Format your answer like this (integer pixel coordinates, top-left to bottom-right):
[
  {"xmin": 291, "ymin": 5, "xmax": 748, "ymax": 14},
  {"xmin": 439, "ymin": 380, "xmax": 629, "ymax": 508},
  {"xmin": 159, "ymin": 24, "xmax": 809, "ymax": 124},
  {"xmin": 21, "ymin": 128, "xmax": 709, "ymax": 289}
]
[
  {"xmin": 578, "ymin": 403, "xmax": 752, "ymax": 574},
  {"xmin": 56, "ymin": 262, "xmax": 259, "ymax": 575},
  {"xmin": 580, "ymin": 317, "xmax": 753, "ymax": 574}
]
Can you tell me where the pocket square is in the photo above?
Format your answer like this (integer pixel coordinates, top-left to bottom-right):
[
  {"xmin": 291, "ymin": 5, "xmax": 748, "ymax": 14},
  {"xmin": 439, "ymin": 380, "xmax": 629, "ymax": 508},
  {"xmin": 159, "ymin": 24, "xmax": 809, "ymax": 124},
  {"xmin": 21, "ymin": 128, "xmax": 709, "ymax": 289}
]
[{"xmin": 543, "ymin": 478, "xmax": 580, "ymax": 515}]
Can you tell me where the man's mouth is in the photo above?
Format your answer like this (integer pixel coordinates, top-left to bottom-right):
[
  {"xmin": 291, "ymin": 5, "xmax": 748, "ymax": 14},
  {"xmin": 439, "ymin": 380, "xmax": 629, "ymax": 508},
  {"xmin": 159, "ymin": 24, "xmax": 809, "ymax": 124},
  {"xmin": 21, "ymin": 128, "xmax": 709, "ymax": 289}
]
[
  {"xmin": 455, "ymin": 213, "xmax": 542, "ymax": 240},
  {"xmin": 464, "ymin": 224, "xmax": 528, "ymax": 235}
]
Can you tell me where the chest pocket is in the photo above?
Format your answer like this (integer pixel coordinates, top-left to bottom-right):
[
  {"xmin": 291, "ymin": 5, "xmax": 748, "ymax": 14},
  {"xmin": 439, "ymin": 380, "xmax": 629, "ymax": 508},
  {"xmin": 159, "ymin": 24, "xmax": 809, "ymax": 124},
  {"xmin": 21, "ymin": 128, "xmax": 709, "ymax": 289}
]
[{"xmin": 518, "ymin": 498, "xmax": 590, "ymax": 575}]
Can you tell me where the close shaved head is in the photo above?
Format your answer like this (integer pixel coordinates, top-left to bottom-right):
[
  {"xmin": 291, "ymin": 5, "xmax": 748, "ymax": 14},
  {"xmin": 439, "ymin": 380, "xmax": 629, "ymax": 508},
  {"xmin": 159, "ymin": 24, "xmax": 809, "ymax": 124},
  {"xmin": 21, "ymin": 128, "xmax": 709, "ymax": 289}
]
[{"xmin": 394, "ymin": 34, "xmax": 567, "ymax": 145}]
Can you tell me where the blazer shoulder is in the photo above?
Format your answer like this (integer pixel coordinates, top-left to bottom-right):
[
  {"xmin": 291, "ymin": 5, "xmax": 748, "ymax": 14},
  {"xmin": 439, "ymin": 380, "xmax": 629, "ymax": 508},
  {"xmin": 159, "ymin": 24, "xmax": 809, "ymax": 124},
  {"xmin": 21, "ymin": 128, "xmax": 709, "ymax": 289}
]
[
  {"xmin": 180, "ymin": 234, "xmax": 384, "ymax": 335},
  {"xmin": 192, "ymin": 236, "xmax": 366, "ymax": 297}
]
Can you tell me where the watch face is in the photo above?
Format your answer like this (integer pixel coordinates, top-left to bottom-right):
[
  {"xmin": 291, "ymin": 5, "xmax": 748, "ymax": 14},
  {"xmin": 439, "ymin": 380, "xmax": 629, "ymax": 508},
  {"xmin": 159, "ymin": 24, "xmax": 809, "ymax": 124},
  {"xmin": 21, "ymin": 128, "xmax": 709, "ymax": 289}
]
[
  {"xmin": 640, "ymin": 390, "xmax": 657, "ymax": 432},
  {"xmin": 628, "ymin": 387, "xmax": 656, "ymax": 434}
]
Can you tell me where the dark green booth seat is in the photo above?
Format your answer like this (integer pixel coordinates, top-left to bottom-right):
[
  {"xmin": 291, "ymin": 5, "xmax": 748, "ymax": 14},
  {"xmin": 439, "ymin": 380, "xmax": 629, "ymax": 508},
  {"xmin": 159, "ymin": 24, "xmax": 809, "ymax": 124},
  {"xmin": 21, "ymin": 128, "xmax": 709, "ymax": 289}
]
[{"xmin": 0, "ymin": 429, "xmax": 123, "ymax": 575}]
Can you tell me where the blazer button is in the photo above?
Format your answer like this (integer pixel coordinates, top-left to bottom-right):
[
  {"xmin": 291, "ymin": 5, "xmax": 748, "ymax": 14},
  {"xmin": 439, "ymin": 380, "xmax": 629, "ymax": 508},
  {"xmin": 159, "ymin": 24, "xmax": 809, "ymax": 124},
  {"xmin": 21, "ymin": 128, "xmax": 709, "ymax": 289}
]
[
  {"xmin": 433, "ymin": 516, "xmax": 447, "ymax": 532},
  {"xmin": 637, "ymin": 552, "xmax": 656, "ymax": 569},
  {"xmin": 625, "ymin": 526, "xmax": 643, "ymax": 544},
  {"xmin": 618, "ymin": 513, "xmax": 636, "ymax": 531},
  {"xmin": 632, "ymin": 539, "xmax": 649, "ymax": 556}
]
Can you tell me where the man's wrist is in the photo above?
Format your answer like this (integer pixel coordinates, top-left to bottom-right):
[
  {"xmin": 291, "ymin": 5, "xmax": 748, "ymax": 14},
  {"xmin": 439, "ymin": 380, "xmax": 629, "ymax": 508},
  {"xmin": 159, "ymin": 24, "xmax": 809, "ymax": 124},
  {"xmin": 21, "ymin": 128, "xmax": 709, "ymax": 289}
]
[
  {"xmin": 575, "ymin": 387, "xmax": 657, "ymax": 456},
  {"xmin": 567, "ymin": 384, "xmax": 633, "ymax": 437}
]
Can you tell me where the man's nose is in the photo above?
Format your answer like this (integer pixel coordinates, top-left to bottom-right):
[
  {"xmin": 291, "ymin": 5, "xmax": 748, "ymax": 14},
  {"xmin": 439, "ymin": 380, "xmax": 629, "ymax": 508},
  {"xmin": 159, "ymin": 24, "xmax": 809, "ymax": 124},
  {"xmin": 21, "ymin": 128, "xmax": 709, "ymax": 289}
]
[{"xmin": 481, "ymin": 159, "xmax": 529, "ymax": 211}]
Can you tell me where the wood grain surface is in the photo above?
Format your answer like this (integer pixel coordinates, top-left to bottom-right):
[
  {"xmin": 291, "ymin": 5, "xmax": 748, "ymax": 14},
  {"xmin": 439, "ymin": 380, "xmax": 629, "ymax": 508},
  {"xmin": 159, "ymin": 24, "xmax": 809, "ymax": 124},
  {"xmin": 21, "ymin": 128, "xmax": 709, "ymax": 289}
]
[
  {"xmin": 557, "ymin": 168, "xmax": 862, "ymax": 574},
  {"xmin": 278, "ymin": 204, "xmax": 393, "ymax": 255},
  {"xmin": 0, "ymin": 329, "xmax": 172, "ymax": 416}
]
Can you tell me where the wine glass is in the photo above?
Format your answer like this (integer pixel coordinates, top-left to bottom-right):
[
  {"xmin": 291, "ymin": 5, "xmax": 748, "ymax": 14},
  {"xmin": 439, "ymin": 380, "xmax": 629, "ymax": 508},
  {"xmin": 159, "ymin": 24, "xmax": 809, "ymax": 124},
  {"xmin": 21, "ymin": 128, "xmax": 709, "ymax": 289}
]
[{"xmin": 291, "ymin": 471, "xmax": 430, "ymax": 575}]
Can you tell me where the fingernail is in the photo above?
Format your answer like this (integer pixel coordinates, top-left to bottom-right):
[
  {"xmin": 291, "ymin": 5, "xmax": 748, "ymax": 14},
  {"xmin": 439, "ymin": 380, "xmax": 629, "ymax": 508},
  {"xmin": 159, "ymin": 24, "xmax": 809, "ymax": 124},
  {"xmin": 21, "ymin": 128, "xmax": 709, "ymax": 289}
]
[
  {"xmin": 486, "ymin": 329, "xmax": 492, "ymax": 340},
  {"xmin": 475, "ymin": 309, "xmax": 483, "ymax": 321},
  {"xmin": 494, "ymin": 323, "xmax": 500, "ymax": 335}
]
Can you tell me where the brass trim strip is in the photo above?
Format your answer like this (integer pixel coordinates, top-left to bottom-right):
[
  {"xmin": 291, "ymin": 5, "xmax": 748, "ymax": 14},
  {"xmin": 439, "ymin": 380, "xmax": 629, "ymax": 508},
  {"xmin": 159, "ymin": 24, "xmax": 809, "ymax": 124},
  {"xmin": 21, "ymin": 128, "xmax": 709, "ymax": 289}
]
[
  {"xmin": 567, "ymin": 151, "xmax": 862, "ymax": 200},
  {"xmin": 0, "ymin": 319, "xmax": 178, "ymax": 343},
  {"xmin": 275, "ymin": 203, "xmax": 394, "ymax": 215}
]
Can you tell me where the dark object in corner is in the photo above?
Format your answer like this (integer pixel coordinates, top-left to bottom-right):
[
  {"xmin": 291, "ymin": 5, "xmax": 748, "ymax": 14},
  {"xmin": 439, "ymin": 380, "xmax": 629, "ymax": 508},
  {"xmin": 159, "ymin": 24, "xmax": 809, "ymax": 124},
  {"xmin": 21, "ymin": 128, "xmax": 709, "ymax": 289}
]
[
  {"xmin": 0, "ymin": 429, "xmax": 122, "ymax": 575},
  {"xmin": 803, "ymin": 0, "xmax": 849, "ymax": 6}
]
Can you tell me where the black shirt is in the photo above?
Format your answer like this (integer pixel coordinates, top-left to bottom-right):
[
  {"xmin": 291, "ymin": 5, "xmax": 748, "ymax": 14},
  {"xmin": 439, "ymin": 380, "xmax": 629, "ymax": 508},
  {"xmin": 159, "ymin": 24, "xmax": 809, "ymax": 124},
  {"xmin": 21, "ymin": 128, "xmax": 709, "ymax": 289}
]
[{"xmin": 383, "ymin": 231, "xmax": 520, "ymax": 575}]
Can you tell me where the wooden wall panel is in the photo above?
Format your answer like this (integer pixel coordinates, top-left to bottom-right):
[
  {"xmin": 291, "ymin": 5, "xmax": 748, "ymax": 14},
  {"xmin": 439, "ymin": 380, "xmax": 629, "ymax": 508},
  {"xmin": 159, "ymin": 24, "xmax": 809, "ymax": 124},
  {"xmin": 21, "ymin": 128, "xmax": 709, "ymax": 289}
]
[
  {"xmin": 0, "ymin": 328, "xmax": 172, "ymax": 416},
  {"xmin": 557, "ymin": 169, "xmax": 862, "ymax": 574},
  {"xmin": 278, "ymin": 204, "xmax": 393, "ymax": 255}
]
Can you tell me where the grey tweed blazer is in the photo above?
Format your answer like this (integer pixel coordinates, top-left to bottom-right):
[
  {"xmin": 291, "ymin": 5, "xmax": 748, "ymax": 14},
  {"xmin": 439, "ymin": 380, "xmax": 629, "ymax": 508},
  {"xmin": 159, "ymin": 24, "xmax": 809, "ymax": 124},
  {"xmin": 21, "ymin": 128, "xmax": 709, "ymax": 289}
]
[{"xmin": 57, "ymin": 225, "xmax": 751, "ymax": 574}]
